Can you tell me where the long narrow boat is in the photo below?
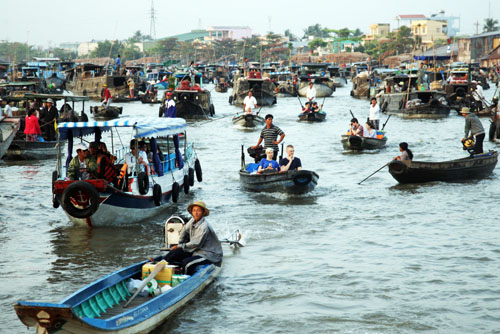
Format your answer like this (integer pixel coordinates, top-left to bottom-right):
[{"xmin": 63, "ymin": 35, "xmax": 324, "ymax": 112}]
[
  {"xmin": 14, "ymin": 257, "xmax": 221, "ymax": 334},
  {"xmin": 53, "ymin": 118, "xmax": 202, "ymax": 227},
  {"xmin": 298, "ymin": 111, "xmax": 326, "ymax": 122},
  {"xmin": 0, "ymin": 117, "xmax": 20, "ymax": 159},
  {"xmin": 239, "ymin": 168, "xmax": 319, "ymax": 194},
  {"xmin": 341, "ymin": 133, "xmax": 387, "ymax": 151},
  {"xmin": 89, "ymin": 106, "xmax": 123, "ymax": 120},
  {"xmin": 232, "ymin": 113, "xmax": 265, "ymax": 127},
  {"xmin": 388, "ymin": 151, "xmax": 498, "ymax": 183}
]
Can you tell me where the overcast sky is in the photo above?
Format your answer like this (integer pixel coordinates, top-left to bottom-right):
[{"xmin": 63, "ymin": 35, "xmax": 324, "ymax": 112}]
[{"xmin": 2, "ymin": 0, "xmax": 498, "ymax": 47}]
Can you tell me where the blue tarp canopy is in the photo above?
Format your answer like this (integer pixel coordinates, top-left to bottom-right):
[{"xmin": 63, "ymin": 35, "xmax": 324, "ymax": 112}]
[{"xmin": 57, "ymin": 117, "xmax": 186, "ymax": 140}]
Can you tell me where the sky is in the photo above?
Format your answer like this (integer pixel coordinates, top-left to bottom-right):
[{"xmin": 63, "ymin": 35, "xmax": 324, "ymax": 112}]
[{"xmin": 1, "ymin": 0, "xmax": 498, "ymax": 47}]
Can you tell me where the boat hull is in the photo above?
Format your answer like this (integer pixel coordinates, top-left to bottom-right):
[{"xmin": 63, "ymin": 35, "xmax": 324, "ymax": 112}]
[
  {"xmin": 239, "ymin": 169, "xmax": 319, "ymax": 194},
  {"xmin": 379, "ymin": 91, "xmax": 450, "ymax": 117},
  {"xmin": 15, "ymin": 260, "xmax": 221, "ymax": 334},
  {"xmin": 6, "ymin": 140, "xmax": 59, "ymax": 160},
  {"xmin": 341, "ymin": 135, "xmax": 387, "ymax": 150},
  {"xmin": 388, "ymin": 151, "xmax": 498, "ymax": 183},
  {"xmin": 230, "ymin": 79, "xmax": 276, "ymax": 106},
  {"xmin": 0, "ymin": 118, "xmax": 20, "ymax": 159},
  {"xmin": 298, "ymin": 112, "xmax": 326, "ymax": 122},
  {"xmin": 232, "ymin": 114, "xmax": 265, "ymax": 127},
  {"xmin": 90, "ymin": 106, "xmax": 122, "ymax": 120},
  {"xmin": 298, "ymin": 82, "xmax": 334, "ymax": 98}
]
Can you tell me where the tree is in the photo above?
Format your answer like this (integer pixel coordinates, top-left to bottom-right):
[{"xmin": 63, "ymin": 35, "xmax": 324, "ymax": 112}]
[
  {"xmin": 483, "ymin": 18, "xmax": 500, "ymax": 32},
  {"xmin": 308, "ymin": 38, "xmax": 327, "ymax": 50},
  {"xmin": 284, "ymin": 29, "xmax": 297, "ymax": 41},
  {"xmin": 128, "ymin": 30, "xmax": 152, "ymax": 43},
  {"xmin": 152, "ymin": 38, "xmax": 178, "ymax": 58},
  {"xmin": 238, "ymin": 35, "xmax": 261, "ymax": 61},
  {"xmin": 89, "ymin": 40, "xmax": 124, "ymax": 58},
  {"xmin": 303, "ymin": 24, "xmax": 330, "ymax": 38},
  {"xmin": 0, "ymin": 42, "xmax": 34, "ymax": 62},
  {"xmin": 51, "ymin": 48, "xmax": 77, "ymax": 60}
]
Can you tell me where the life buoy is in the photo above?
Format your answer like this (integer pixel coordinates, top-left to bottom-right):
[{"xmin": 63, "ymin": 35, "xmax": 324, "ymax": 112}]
[
  {"xmin": 172, "ymin": 182, "xmax": 180, "ymax": 203},
  {"xmin": 195, "ymin": 159, "xmax": 202, "ymax": 182},
  {"xmin": 118, "ymin": 107, "xmax": 123, "ymax": 114},
  {"xmin": 455, "ymin": 87, "xmax": 466, "ymax": 97},
  {"xmin": 153, "ymin": 184, "xmax": 162, "ymax": 206},
  {"xmin": 137, "ymin": 172, "xmax": 149, "ymax": 195},
  {"xmin": 188, "ymin": 167, "xmax": 195, "ymax": 186},
  {"xmin": 209, "ymin": 104, "xmax": 215, "ymax": 116},
  {"xmin": 350, "ymin": 90, "xmax": 354, "ymax": 97},
  {"xmin": 389, "ymin": 160, "xmax": 407, "ymax": 175},
  {"xmin": 183, "ymin": 175, "xmax": 190, "ymax": 194},
  {"xmin": 61, "ymin": 181, "xmax": 100, "ymax": 218},
  {"xmin": 52, "ymin": 170, "xmax": 58, "ymax": 193}
]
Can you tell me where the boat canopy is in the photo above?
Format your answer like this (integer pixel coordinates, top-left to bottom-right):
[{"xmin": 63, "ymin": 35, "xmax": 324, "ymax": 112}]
[
  {"xmin": 0, "ymin": 81, "xmax": 38, "ymax": 87},
  {"xmin": 270, "ymin": 71, "xmax": 291, "ymax": 75},
  {"xmin": 57, "ymin": 118, "xmax": 187, "ymax": 140}
]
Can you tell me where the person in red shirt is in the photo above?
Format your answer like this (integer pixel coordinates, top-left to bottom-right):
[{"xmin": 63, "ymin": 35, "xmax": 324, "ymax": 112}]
[
  {"xmin": 101, "ymin": 84, "xmax": 112, "ymax": 109},
  {"xmin": 24, "ymin": 109, "xmax": 41, "ymax": 142}
]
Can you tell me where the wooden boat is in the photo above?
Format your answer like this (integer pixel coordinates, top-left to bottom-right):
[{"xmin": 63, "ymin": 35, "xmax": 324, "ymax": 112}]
[
  {"xmin": 214, "ymin": 83, "xmax": 228, "ymax": 93},
  {"xmin": 229, "ymin": 77, "xmax": 277, "ymax": 106},
  {"xmin": 379, "ymin": 90, "xmax": 450, "ymax": 118},
  {"xmin": 90, "ymin": 106, "xmax": 123, "ymax": 120},
  {"xmin": 297, "ymin": 63, "xmax": 335, "ymax": 98},
  {"xmin": 113, "ymin": 96, "xmax": 140, "ymax": 103},
  {"xmin": 5, "ymin": 94, "xmax": 88, "ymax": 160},
  {"xmin": 53, "ymin": 118, "xmax": 202, "ymax": 227},
  {"xmin": 14, "ymin": 258, "xmax": 221, "ymax": 334},
  {"xmin": 232, "ymin": 113, "xmax": 264, "ymax": 127},
  {"xmin": 298, "ymin": 111, "xmax": 326, "ymax": 122},
  {"xmin": 0, "ymin": 117, "xmax": 20, "ymax": 159},
  {"xmin": 388, "ymin": 151, "xmax": 498, "ymax": 183},
  {"xmin": 341, "ymin": 133, "xmax": 387, "ymax": 151},
  {"xmin": 239, "ymin": 146, "xmax": 318, "ymax": 194}
]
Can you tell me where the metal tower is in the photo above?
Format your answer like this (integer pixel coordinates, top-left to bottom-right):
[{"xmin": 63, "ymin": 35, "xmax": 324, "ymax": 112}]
[{"xmin": 149, "ymin": 0, "xmax": 157, "ymax": 40}]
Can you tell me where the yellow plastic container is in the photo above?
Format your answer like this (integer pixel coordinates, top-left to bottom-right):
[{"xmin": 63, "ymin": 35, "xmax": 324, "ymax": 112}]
[{"xmin": 142, "ymin": 263, "xmax": 176, "ymax": 287}]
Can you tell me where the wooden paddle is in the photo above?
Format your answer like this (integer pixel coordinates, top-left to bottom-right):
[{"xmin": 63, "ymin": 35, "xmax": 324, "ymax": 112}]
[
  {"xmin": 358, "ymin": 162, "xmax": 389, "ymax": 185},
  {"xmin": 123, "ymin": 260, "xmax": 166, "ymax": 308},
  {"xmin": 381, "ymin": 114, "xmax": 392, "ymax": 131},
  {"xmin": 221, "ymin": 230, "xmax": 244, "ymax": 247}
]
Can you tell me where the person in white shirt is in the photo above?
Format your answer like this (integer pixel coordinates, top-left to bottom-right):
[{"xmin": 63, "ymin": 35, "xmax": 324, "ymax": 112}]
[
  {"xmin": 125, "ymin": 140, "xmax": 148, "ymax": 174},
  {"xmin": 306, "ymin": 81, "xmax": 316, "ymax": 102},
  {"xmin": 369, "ymin": 97, "xmax": 380, "ymax": 130},
  {"xmin": 472, "ymin": 82, "xmax": 485, "ymax": 111},
  {"xmin": 243, "ymin": 91, "xmax": 258, "ymax": 114},
  {"xmin": 1, "ymin": 100, "xmax": 13, "ymax": 117}
]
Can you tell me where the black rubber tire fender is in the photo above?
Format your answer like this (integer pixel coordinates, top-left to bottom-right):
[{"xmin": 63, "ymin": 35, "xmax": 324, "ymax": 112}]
[
  {"xmin": 183, "ymin": 175, "xmax": 190, "ymax": 194},
  {"xmin": 61, "ymin": 181, "xmax": 100, "ymax": 218},
  {"xmin": 209, "ymin": 104, "xmax": 215, "ymax": 116},
  {"xmin": 52, "ymin": 170, "xmax": 58, "ymax": 193},
  {"xmin": 195, "ymin": 159, "xmax": 202, "ymax": 182},
  {"xmin": 389, "ymin": 160, "xmax": 407, "ymax": 175},
  {"xmin": 455, "ymin": 87, "xmax": 466, "ymax": 97},
  {"xmin": 228, "ymin": 95, "xmax": 233, "ymax": 104},
  {"xmin": 188, "ymin": 167, "xmax": 195, "ymax": 186},
  {"xmin": 172, "ymin": 182, "xmax": 180, "ymax": 203},
  {"xmin": 153, "ymin": 184, "xmax": 162, "ymax": 206},
  {"xmin": 137, "ymin": 172, "xmax": 149, "ymax": 195},
  {"xmin": 489, "ymin": 122, "xmax": 496, "ymax": 141}
]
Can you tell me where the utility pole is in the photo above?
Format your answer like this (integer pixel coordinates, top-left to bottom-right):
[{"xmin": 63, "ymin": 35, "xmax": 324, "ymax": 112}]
[
  {"xmin": 474, "ymin": 20, "xmax": 480, "ymax": 35},
  {"xmin": 149, "ymin": 0, "xmax": 157, "ymax": 40}
]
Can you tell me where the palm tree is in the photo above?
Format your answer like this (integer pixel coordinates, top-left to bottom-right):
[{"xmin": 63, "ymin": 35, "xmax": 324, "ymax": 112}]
[{"xmin": 483, "ymin": 18, "xmax": 500, "ymax": 32}]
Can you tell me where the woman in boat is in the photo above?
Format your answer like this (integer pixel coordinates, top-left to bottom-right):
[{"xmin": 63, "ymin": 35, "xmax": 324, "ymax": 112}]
[
  {"xmin": 363, "ymin": 121, "xmax": 377, "ymax": 138},
  {"xmin": 257, "ymin": 148, "xmax": 280, "ymax": 174},
  {"xmin": 24, "ymin": 109, "xmax": 41, "ymax": 142},
  {"xmin": 164, "ymin": 201, "xmax": 223, "ymax": 275},
  {"xmin": 394, "ymin": 142, "xmax": 413, "ymax": 161}
]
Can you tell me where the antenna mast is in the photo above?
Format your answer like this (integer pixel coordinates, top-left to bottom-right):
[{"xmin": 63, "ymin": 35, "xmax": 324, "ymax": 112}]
[{"xmin": 150, "ymin": 0, "xmax": 157, "ymax": 40}]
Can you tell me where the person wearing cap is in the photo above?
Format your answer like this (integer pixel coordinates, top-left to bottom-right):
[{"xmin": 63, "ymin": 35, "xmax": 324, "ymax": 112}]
[
  {"xmin": 67, "ymin": 143, "xmax": 97, "ymax": 180},
  {"xmin": 306, "ymin": 81, "xmax": 316, "ymax": 102},
  {"xmin": 252, "ymin": 114, "xmax": 285, "ymax": 160},
  {"xmin": 162, "ymin": 91, "xmax": 176, "ymax": 118},
  {"xmin": 41, "ymin": 98, "xmax": 58, "ymax": 141},
  {"xmin": 101, "ymin": 84, "xmax": 112, "ymax": 109},
  {"xmin": 461, "ymin": 107, "xmax": 485, "ymax": 154},
  {"xmin": 164, "ymin": 201, "xmax": 223, "ymax": 275},
  {"xmin": 243, "ymin": 90, "xmax": 258, "ymax": 114}
]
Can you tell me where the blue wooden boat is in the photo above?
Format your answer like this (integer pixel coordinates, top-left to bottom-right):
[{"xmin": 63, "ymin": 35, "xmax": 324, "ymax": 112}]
[{"xmin": 14, "ymin": 257, "xmax": 221, "ymax": 334}]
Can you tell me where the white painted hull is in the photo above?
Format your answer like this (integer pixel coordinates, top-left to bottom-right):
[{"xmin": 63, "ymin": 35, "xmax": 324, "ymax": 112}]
[{"xmin": 0, "ymin": 118, "xmax": 20, "ymax": 159}]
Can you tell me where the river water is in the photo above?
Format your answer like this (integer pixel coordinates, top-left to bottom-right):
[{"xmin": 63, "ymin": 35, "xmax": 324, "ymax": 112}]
[{"xmin": 1, "ymin": 83, "xmax": 499, "ymax": 334}]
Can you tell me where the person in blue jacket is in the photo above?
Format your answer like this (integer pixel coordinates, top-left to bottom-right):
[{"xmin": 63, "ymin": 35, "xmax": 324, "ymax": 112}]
[{"xmin": 163, "ymin": 92, "xmax": 176, "ymax": 118}]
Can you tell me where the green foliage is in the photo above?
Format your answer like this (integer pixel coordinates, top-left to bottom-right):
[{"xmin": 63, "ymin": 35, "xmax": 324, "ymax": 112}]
[
  {"xmin": 303, "ymin": 24, "xmax": 330, "ymax": 38},
  {"xmin": 152, "ymin": 38, "xmax": 178, "ymax": 58},
  {"xmin": 483, "ymin": 18, "xmax": 500, "ymax": 33},
  {"xmin": 284, "ymin": 29, "xmax": 297, "ymax": 41},
  {"xmin": 89, "ymin": 40, "xmax": 124, "ymax": 58},
  {"xmin": 0, "ymin": 42, "xmax": 37, "ymax": 62},
  {"xmin": 51, "ymin": 48, "xmax": 77, "ymax": 60},
  {"xmin": 128, "ymin": 30, "xmax": 152, "ymax": 43},
  {"xmin": 308, "ymin": 38, "xmax": 327, "ymax": 50},
  {"xmin": 238, "ymin": 35, "xmax": 261, "ymax": 61}
]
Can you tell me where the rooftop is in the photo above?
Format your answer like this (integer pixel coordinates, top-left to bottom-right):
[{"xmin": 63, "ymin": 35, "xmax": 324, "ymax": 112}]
[{"xmin": 397, "ymin": 14, "xmax": 427, "ymax": 19}]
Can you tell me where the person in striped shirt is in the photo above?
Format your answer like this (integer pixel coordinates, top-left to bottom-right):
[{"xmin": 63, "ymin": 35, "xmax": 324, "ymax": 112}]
[{"xmin": 252, "ymin": 114, "xmax": 285, "ymax": 160}]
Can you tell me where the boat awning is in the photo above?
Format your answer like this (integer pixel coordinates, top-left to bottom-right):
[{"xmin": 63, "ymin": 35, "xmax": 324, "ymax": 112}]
[{"xmin": 57, "ymin": 118, "xmax": 187, "ymax": 140}]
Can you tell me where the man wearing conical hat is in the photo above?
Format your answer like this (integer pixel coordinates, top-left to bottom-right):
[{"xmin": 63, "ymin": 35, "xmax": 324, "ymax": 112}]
[{"xmin": 164, "ymin": 201, "xmax": 223, "ymax": 275}]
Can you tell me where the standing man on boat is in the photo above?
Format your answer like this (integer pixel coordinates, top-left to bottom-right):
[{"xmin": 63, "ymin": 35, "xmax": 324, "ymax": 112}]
[
  {"xmin": 115, "ymin": 55, "xmax": 121, "ymax": 73},
  {"xmin": 163, "ymin": 92, "xmax": 176, "ymax": 118},
  {"xmin": 243, "ymin": 91, "xmax": 258, "ymax": 114},
  {"xmin": 252, "ymin": 114, "xmax": 285, "ymax": 160},
  {"xmin": 101, "ymin": 84, "xmax": 112, "ymax": 109},
  {"xmin": 164, "ymin": 201, "xmax": 223, "ymax": 275},
  {"xmin": 306, "ymin": 81, "xmax": 316, "ymax": 102},
  {"xmin": 42, "ymin": 98, "xmax": 58, "ymax": 141},
  {"xmin": 461, "ymin": 107, "xmax": 485, "ymax": 154},
  {"xmin": 369, "ymin": 97, "xmax": 380, "ymax": 130}
]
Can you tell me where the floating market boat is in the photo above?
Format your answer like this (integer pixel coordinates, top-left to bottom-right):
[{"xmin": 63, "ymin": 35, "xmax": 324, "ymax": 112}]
[
  {"xmin": 0, "ymin": 116, "xmax": 20, "ymax": 159},
  {"xmin": 378, "ymin": 90, "xmax": 450, "ymax": 118},
  {"xmin": 239, "ymin": 146, "xmax": 318, "ymax": 194},
  {"xmin": 89, "ymin": 106, "xmax": 123, "ymax": 120},
  {"xmin": 232, "ymin": 113, "xmax": 265, "ymax": 127},
  {"xmin": 229, "ymin": 72, "xmax": 277, "ymax": 106},
  {"xmin": 298, "ymin": 111, "xmax": 326, "ymax": 122},
  {"xmin": 341, "ymin": 131, "xmax": 387, "ymax": 151},
  {"xmin": 297, "ymin": 63, "xmax": 335, "ymax": 98},
  {"xmin": 52, "ymin": 118, "xmax": 202, "ymax": 227},
  {"xmin": 14, "ymin": 214, "xmax": 224, "ymax": 334},
  {"xmin": 388, "ymin": 151, "xmax": 498, "ymax": 183}
]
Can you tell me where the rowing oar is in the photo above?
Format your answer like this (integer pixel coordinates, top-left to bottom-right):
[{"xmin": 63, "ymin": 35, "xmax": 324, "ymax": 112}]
[
  {"xmin": 349, "ymin": 109, "xmax": 355, "ymax": 119},
  {"xmin": 220, "ymin": 229, "xmax": 244, "ymax": 247},
  {"xmin": 381, "ymin": 114, "xmax": 392, "ymax": 131},
  {"xmin": 124, "ymin": 260, "xmax": 166, "ymax": 307},
  {"xmin": 256, "ymin": 105, "xmax": 263, "ymax": 116},
  {"xmin": 297, "ymin": 95, "xmax": 304, "ymax": 109},
  {"xmin": 358, "ymin": 162, "xmax": 389, "ymax": 185}
]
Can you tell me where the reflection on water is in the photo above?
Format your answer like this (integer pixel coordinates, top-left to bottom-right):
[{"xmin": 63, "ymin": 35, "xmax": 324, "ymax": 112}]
[{"xmin": 2, "ymin": 83, "xmax": 500, "ymax": 332}]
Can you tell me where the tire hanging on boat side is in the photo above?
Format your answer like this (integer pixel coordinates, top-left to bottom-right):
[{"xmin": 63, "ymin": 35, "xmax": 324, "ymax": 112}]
[
  {"xmin": 195, "ymin": 159, "xmax": 202, "ymax": 182},
  {"xmin": 153, "ymin": 184, "xmax": 162, "ymax": 206},
  {"xmin": 61, "ymin": 181, "xmax": 100, "ymax": 218},
  {"xmin": 172, "ymin": 182, "xmax": 180, "ymax": 203},
  {"xmin": 137, "ymin": 172, "xmax": 149, "ymax": 195},
  {"xmin": 188, "ymin": 168, "xmax": 195, "ymax": 186},
  {"xmin": 389, "ymin": 161, "xmax": 407, "ymax": 175},
  {"xmin": 183, "ymin": 175, "xmax": 190, "ymax": 194}
]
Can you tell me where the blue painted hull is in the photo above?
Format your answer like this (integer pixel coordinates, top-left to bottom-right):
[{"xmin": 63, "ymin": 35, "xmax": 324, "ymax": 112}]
[{"xmin": 15, "ymin": 258, "xmax": 221, "ymax": 334}]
